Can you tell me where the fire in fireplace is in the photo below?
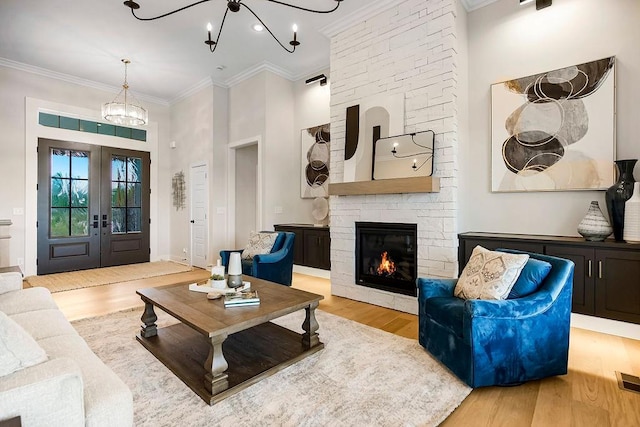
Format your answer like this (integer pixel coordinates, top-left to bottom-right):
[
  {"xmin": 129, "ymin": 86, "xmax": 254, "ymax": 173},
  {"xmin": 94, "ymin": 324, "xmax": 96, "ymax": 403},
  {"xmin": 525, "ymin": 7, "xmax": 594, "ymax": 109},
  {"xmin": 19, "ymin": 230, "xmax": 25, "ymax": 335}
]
[{"xmin": 355, "ymin": 222, "xmax": 417, "ymax": 297}]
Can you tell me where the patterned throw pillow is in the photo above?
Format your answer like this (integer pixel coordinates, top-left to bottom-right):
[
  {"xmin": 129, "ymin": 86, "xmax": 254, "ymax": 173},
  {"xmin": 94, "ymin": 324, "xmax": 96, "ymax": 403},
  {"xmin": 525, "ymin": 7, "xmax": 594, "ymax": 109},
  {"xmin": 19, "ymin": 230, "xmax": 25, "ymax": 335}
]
[
  {"xmin": 241, "ymin": 231, "xmax": 279, "ymax": 260},
  {"xmin": 454, "ymin": 246, "xmax": 529, "ymax": 300}
]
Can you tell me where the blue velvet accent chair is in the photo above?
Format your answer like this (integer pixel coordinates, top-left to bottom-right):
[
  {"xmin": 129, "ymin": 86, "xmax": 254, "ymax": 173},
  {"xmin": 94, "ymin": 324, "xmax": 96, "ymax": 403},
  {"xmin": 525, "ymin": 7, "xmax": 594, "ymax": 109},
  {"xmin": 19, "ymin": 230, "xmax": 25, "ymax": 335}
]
[
  {"xmin": 220, "ymin": 232, "xmax": 295, "ymax": 286},
  {"xmin": 417, "ymin": 250, "xmax": 574, "ymax": 388}
]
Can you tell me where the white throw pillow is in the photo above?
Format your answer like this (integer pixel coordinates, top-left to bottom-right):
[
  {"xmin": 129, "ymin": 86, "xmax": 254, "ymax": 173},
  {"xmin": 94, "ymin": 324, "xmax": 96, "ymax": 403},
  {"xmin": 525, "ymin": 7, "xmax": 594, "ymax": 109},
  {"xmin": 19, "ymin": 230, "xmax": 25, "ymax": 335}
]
[
  {"xmin": 0, "ymin": 311, "xmax": 48, "ymax": 377},
  {"xmin": 454, "ymin": 246, "xmax": 529, "ymax": 300},
  {"xmin": 241, "ymin": 231, "xmax": 279, "ymax": 260}
]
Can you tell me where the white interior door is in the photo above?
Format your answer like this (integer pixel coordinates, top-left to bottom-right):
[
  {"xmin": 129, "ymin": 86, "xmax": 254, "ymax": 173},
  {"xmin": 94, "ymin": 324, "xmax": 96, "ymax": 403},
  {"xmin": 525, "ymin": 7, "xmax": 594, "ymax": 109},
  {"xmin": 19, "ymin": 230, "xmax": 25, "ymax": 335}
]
[{"xmin": 190, "ymin": 163, "xmax": 208, "ymax": 268}]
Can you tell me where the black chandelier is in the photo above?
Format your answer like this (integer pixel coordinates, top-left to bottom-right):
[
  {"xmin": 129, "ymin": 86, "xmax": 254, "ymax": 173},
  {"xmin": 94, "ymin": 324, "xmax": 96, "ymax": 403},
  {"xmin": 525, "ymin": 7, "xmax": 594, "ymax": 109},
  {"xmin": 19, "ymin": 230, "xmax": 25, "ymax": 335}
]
[{"xmin": 123, "ymin": 0, "xmax": 344, "ymax": 54}]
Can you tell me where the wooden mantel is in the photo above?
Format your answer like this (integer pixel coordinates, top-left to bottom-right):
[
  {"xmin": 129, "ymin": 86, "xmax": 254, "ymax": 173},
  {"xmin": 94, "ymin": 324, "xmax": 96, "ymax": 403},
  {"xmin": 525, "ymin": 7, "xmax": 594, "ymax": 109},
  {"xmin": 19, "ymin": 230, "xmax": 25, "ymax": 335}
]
[{"xmin": 328, "ymin": 176, "xmax": 440, "ymax": 196}]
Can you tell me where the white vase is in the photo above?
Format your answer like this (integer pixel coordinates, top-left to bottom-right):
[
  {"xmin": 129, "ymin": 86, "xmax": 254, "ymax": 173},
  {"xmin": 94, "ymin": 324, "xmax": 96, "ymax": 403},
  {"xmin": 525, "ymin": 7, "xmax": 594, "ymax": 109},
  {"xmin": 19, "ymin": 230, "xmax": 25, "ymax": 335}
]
[
  {"xmin": 623, "ymin": 182, "xmax": 640, "ymax": 243},
  {"xmin": 577, "ymin": 201, "xmax": 613, "ymax": 242}
]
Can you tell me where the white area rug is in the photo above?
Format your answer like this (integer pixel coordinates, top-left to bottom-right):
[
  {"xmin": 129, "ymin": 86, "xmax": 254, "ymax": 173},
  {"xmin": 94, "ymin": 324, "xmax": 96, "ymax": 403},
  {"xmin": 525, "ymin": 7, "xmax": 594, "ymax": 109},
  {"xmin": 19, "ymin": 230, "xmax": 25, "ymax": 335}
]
[{"xmin": 72, "ymin": 309, "xmax": 471, "ymax": 426}]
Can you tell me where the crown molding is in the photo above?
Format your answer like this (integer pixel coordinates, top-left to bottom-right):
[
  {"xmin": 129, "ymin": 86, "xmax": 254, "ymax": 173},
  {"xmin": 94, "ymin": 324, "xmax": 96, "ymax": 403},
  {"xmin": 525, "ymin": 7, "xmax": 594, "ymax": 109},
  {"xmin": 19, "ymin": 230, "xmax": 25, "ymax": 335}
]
[
  {"xmin": 224, "ymin": 61, "xmax": 295, "ymax": 87},
  {"xmin": 319, "ymin": 0, "xmax": 397, "ymax": 38},
  {"xmin": 169, "ymin": 76, "xmax": 221, "ymax": 105},
  {"xmin": 0, "ymin": 57, "xmax": 170, "ymax": 106}
]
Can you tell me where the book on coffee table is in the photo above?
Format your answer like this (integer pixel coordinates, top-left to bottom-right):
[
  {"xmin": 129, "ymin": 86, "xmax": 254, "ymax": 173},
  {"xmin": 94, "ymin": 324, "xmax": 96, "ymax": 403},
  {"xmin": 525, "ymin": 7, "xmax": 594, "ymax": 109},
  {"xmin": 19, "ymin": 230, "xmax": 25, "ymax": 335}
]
[{"xmin": 224, "ymin": 291, "xmax": 260, "ymax": 307}]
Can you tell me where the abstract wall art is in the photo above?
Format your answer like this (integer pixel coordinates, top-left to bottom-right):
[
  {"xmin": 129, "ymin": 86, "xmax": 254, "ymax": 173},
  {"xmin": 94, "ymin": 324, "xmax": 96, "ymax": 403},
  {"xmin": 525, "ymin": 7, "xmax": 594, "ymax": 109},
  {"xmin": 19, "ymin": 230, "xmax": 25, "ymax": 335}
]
[
  {"xmin": 491, "ymin": 57, "xmax": 616, "ymax": 192},
  {"xmin": 301, "ymin": 123, "xmax": 330, "ymax": 198},
  {"xmin": 344, "ymin": 93, "xmax": 405, "ymax": 182}
]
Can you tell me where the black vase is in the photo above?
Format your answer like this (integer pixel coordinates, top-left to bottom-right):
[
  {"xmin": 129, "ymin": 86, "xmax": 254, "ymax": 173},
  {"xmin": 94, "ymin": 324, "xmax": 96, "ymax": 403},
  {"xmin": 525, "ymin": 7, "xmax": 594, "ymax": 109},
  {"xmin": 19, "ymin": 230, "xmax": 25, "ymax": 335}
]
[{"xmin": 605, "ymin": 159, "xmax": 637, "ymax": 241}]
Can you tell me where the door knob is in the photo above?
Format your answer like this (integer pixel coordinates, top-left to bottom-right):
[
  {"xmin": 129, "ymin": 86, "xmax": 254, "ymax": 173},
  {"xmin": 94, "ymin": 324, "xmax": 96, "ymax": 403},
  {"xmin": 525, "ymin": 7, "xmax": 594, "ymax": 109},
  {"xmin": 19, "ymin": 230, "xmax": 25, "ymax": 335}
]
[{"xmin": 190, "ymin": 220, "xmax": 195, "ymax": 224}]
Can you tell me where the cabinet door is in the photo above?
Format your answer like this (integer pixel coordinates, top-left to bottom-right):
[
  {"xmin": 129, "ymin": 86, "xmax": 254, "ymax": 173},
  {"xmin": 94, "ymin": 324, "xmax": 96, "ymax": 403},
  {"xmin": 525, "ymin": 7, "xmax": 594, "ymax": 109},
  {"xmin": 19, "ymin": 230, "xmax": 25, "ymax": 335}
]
[
  {"xmin": 595, "ymin": 249, "xmax": 640, "ymax": 323},
  {"xmin": 304, "ymin": 229, "xmax": 331, "ymax": 270},
  {"xmin": 274, "ymin": 226, "xmax": 304, "ymax": 265},
  {"xmin": 545, "ymin": 245, "xmax": 595, "ymax": 315}
]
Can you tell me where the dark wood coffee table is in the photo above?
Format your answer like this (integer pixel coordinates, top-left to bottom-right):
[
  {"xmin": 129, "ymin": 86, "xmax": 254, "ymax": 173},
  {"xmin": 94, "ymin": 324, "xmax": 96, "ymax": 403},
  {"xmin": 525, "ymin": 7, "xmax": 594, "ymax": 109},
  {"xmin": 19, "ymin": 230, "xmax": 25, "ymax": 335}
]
[{"xmin": 135, "ymin": 275, "xmax": 324, "ymax": 405}]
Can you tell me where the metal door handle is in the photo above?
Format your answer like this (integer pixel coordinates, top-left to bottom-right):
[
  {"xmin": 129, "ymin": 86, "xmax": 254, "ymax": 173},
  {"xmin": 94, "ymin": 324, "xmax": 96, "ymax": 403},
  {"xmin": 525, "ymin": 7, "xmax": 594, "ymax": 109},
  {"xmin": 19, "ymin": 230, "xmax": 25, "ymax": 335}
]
[
  {"xmin": 598, "ymin": 260, "xmax": 603, "ymax": 279},
  {"xmin": 93, "ymin": 221, "xmax": 99, "ymax": 229},
  {"xmin": 587, "ymin": 260, "xmax": 592, "ymax": 278}
]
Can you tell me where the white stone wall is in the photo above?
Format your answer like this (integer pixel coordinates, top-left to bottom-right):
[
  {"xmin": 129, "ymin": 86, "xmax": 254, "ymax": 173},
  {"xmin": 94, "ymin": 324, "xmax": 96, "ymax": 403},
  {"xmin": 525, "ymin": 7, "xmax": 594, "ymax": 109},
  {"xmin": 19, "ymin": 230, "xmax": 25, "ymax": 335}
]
[{"xmin": 329, "ymin": 0, "xmax": 460, "ymax": 314}]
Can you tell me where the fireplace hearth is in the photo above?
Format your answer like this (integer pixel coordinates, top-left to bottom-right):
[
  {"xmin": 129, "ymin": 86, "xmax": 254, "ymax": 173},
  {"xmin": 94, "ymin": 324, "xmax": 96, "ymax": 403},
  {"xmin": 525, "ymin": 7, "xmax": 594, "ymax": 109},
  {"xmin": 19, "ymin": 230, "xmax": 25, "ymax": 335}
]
[{"xmin": 355, "ymin": 222, "xmax": 417, "ymax": 297}]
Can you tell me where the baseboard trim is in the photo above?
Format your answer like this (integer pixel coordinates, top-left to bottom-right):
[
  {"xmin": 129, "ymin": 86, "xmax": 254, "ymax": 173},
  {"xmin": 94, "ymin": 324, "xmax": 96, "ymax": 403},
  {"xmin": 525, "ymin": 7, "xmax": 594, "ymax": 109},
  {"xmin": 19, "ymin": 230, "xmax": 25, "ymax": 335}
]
[
  {"xmin": 293, "ymin": 265, "xmax": 331, "ymax": 279},
  {"xmin": 571, "ymin": 313, "xmax": 640, "ymax": 340}
]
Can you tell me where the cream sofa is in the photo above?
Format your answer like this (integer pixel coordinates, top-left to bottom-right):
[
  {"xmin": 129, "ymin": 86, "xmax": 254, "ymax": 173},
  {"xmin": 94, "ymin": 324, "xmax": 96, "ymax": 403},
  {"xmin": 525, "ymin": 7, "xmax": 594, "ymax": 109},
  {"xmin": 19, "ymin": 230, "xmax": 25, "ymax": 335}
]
[{"xmin": 0, "ymin": 271, "xmax": 133, "ymax": 426}]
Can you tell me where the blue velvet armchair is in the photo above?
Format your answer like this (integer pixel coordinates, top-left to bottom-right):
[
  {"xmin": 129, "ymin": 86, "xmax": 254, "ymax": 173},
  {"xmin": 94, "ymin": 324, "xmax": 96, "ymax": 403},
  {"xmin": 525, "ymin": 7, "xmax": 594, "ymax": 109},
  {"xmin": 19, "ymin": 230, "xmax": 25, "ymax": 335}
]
[
  {"xmin": 220, "ymin": 231, "xmax": 295, "ymax": 286},
  {"xmin": 417, "ymin": 250, "xmax": 574, "ymax": 388}
]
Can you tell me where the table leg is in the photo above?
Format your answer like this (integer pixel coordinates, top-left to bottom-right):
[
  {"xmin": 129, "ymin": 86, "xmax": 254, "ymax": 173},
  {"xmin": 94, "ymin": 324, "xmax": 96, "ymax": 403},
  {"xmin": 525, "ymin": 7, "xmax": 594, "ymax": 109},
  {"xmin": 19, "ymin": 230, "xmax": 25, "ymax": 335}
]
[
  {"xmin": 302, "ymin": 301, "xmax": 320, "ymax": 349},
  {"xmin": 204, "ymin": 333, "xmax": 229, "ymax": 395},
  {"xmin": 140, "ymin": 302, "xmax": 158, "ymax": 338}
]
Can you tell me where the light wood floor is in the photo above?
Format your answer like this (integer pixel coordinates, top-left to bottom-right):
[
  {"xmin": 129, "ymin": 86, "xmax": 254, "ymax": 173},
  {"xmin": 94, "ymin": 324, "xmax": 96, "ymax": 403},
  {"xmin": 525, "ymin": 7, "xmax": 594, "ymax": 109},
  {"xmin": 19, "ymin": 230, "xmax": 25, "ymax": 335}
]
[{"xmin": 46, "ymin": 269, "xmax": 640, "ymax": 426}]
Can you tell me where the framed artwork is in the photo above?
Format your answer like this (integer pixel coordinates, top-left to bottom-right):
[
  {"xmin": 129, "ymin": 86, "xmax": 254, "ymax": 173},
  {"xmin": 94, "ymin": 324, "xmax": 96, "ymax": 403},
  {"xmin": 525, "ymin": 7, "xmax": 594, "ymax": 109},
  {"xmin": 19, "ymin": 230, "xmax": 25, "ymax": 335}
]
[
  {"xmin": 301, "ymin": 123, "xmax": 330, "ymax": 198},
  {"xmin": 491, "ymin": 57, "xmax": 616, "ymax": 192}
]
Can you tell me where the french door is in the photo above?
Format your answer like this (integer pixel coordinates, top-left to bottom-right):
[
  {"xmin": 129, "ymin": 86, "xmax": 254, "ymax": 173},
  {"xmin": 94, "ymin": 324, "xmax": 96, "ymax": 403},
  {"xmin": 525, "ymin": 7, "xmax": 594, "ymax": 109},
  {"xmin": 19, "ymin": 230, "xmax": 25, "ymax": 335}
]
[{"xmin": 37, "ymin": 138, "xmax": 150, "ymax": 275}]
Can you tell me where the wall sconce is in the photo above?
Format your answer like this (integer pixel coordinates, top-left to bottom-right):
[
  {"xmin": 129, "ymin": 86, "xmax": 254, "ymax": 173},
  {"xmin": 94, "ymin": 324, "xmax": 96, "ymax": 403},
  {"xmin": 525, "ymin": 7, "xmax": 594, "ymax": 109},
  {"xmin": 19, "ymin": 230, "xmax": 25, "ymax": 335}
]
[
  {"xmin": 306, "ymin": 74, "xmax": 328, "ymax": 86},
  {"xmin": 520, "ymin": 0, "xmax": 552, "ymax": 10}
]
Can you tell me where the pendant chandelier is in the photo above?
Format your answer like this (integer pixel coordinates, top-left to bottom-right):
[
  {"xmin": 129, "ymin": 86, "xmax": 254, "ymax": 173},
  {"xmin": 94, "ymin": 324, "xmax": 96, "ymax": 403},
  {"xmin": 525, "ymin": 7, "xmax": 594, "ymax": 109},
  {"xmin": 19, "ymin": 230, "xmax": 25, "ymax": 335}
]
[
  {"xmin": 102, "ymin": 59, "xmax": 148, "ymax": 126},
  {"xmin": 123, "ymin": 0, "xmax": 343, "ymax": 54}
]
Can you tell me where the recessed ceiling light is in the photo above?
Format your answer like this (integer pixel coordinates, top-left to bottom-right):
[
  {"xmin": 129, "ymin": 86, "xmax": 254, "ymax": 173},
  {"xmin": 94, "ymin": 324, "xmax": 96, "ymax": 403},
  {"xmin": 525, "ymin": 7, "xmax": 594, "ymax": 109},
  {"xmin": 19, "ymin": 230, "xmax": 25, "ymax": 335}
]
[{"xmin": 252, "ymin": 24, "xmax": 264, "ymax": 32}]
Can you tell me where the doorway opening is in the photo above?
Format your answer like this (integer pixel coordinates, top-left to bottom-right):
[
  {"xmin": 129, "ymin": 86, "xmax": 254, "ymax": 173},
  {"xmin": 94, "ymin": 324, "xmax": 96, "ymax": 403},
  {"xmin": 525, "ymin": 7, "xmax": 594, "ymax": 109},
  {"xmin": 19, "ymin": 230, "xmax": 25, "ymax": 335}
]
[{"xmin": 227, "ymin": 136, "xmax": 263, "ymax": 248}]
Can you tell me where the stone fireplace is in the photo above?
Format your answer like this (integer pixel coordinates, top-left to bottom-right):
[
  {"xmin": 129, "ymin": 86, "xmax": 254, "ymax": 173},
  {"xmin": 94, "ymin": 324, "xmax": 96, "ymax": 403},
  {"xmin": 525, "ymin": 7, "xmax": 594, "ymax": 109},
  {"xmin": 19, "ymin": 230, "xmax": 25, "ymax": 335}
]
[{"xmin": 355, "ymin": 222, "xmax": 417, "ymax": 297}]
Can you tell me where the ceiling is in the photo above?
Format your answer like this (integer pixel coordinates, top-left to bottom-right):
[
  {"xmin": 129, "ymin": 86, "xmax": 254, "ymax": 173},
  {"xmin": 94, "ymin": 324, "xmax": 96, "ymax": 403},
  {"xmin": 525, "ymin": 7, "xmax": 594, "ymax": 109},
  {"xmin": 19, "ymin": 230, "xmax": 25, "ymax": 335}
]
[{"xmin": 0, "ymin": 0, "xmax": 493, "ymax": 105}]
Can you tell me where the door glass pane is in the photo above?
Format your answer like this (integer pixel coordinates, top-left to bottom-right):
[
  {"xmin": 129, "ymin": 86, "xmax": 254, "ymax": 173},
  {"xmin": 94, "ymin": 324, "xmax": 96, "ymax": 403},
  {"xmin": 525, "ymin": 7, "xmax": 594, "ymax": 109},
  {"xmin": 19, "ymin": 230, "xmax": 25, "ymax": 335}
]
[
  {"xmin": 127, "ymin": 183, "xmax": 142, "ymax": 207},
  {"xmin": 111, "ymin": 208, "xmax": 126, "ymax": 234},
  {"xmin": 127, "ymin": 157, "xmax": 142, "ymax": 182},
  {"xmin": 51, "ymin": 178, "xmax": 70, "ymax": 207},
  {"xmin": 71, "ymin": 208, "xmax": 89, "ymax": 236},
  {"xmin": 71, "ymin": 151, "xmax": 89, "ymax": 179},
  {"xmin": 51, "ymin": 149, "xmax": 70, "ymax": 178},
  {"xmin": 71, "ymin": 180, "xmax": 88, "ymax": 207},
  {"xmin": 127, "ymin": 208, "xmax": 141, "ymax": 232},
  {"xmin": 112, "ymin": 182, "xmax": 126, "ymax": 207},
  {"xmin": 50, "ymin": 208, "xmax": 70, "ymax": 237},
  {"xmin": 112, "ymin": 156, "xmax": 126, "ymax": 181}
]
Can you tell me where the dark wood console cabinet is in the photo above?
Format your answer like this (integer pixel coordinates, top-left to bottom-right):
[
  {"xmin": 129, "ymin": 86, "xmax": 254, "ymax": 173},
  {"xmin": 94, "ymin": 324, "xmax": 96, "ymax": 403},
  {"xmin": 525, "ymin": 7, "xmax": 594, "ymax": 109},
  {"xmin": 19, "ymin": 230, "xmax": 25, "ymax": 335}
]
[
  {"xmin": 459, "ymin": 232, "xmax": 640, "ymax": 325},
  {"xmin": 274, "ymin": 224, "xmax": 330, "ymax": 270}
]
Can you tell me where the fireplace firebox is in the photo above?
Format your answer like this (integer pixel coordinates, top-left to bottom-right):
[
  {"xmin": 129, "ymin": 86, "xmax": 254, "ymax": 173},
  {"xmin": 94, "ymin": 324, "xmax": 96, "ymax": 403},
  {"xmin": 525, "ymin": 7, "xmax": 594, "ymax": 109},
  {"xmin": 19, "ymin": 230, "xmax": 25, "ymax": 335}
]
[{"xmin": 355, "ymin": 222, "xmax": 417, "ymax": 297}]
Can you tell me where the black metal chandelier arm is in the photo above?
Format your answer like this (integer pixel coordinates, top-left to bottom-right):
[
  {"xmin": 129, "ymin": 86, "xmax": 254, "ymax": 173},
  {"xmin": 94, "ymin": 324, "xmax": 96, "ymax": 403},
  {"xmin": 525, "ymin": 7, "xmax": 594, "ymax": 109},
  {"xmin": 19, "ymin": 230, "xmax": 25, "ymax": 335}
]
[
  {"xmin": 207, "ymin": 8, "xmax": 230, "ymax": 52},
  {"xmin": 411, "ymin": 134, "xmax": 433, "ymax": 150},
  {"xmin": 265, "ymin": 0, "xmax": 342, "ymax": 14},
  {"xmin": 241, "ymin": 3, "xmax": 296, "ymax": 53},
  {"xmin": 128, "ymin": 0, "xmax": 212, "ymax": 21}
]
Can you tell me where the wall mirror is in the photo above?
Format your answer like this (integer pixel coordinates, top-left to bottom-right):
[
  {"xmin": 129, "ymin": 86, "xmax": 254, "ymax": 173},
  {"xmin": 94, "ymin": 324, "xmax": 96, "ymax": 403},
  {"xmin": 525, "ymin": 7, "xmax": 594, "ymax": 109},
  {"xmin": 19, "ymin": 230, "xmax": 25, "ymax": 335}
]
[{"xmin": 372, "ymin": 130, "xmax": 434, "ymax": 180}]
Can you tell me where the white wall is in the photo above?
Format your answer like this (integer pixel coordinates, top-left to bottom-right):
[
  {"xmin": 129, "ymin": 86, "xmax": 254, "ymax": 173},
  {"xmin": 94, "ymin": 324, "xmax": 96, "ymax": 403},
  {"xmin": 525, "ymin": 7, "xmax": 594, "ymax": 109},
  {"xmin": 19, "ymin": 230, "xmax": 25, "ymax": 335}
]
[
  {"xmin": 235, "ymin": 144, "xmax": 258, "ymax": 244},
  {"xmin": 0, "ymin": 65, "xmax": 171, "ymax": 273},
  {"xmin": 293, "ymin": 68, "xmax": 331, "ymax": 225},
  {"xmin": 169, "ymin": 85, "xmax": 214, "ymax": 264},
  {"xmin": 168, "ymin": 83, "xmax": 229, "ymax": 265},
  {"xmin": 460, "ymin": 0, "xmax": 640, "ymax": 236}
]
